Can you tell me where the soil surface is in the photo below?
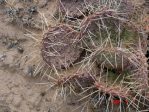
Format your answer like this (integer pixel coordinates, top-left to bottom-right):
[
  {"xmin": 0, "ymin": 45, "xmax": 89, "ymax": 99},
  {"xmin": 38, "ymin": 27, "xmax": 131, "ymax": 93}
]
[{"xmin": 0, "ymin": 0, "xmax": 64, "ymax": 112}]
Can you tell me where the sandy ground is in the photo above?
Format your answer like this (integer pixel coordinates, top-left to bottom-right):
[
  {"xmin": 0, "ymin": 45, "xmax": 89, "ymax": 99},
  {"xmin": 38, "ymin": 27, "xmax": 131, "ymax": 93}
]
[
  {"xmin": 0, "ymin": 0, "xmax": 60, "ymax": 112},
  {"xmin": 0, "ymin": 0, "xmax": 148, "ymax": 112}
]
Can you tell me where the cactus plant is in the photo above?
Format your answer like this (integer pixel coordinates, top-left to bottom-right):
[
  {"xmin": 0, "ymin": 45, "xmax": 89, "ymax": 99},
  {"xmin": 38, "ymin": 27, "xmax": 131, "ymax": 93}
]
[
  {"xmin": 41, "ymin": 24, "xmax": 83, "ymax": 70},
  {"xmin": 41, "ymin": 1, "xmax": 149, "ymax": 112}
]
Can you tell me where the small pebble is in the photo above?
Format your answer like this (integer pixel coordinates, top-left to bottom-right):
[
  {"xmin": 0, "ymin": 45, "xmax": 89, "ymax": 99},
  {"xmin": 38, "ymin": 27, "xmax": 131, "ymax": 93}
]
[
  {"xmin": 0, "ymin": 0, "xmax": 5, "ymax": 5},
  {"xmin": 27, "ymin": 65, "xmax": 35, "ymax": 76},
  {"xmin": 17, "ymin": 46, "xmax": 24, "ymax": 54},
  {"xmin": 0, "ymin": 54, "xmax": 6, "ymax": 62}
]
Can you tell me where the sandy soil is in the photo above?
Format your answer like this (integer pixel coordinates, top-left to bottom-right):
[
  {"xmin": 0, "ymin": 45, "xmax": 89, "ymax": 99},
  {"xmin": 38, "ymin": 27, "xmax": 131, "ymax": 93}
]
[
  {"xmin": 0, "ymin": 0, "xmax": 60, "ymax": 112},
  {"xmin": 0, "ymin": 0, "xmax": 148, "ymax": 112}
]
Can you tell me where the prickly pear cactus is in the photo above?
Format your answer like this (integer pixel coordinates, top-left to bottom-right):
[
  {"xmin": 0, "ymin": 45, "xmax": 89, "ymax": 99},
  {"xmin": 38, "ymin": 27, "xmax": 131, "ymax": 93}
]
[
  {"xmin": 41, "ymin": 24, "xmax": 83, "ymax": 69},
  {"xmin": 41, "ymin": 0, "xmax": 149, "ymax": 112}
]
